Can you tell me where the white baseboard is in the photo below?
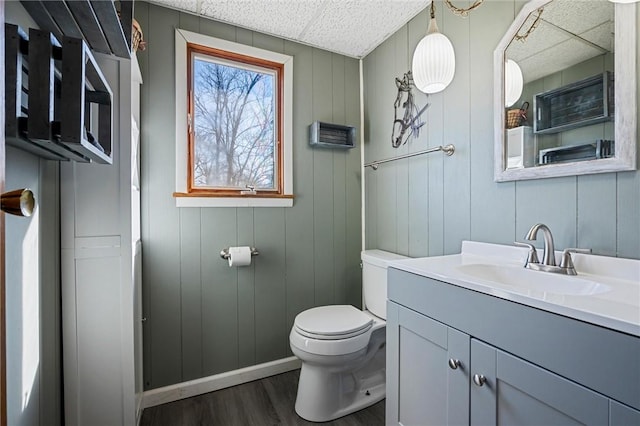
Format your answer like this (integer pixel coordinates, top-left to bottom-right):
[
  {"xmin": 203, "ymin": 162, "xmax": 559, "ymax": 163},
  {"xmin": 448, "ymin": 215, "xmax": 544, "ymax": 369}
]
[{"xmin": 141, "ymin": 356, "xmax": 302, "ymax": 409}]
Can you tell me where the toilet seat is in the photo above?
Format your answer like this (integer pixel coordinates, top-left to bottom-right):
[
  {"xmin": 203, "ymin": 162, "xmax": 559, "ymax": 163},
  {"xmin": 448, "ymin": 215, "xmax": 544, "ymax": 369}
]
[
  {"xmin": 294, "ymin": 305, "xmax": 373, "ymax": 340},
  {"xmin": 290, "ymin": 306, "xmax": 383, "ymax": 356}
]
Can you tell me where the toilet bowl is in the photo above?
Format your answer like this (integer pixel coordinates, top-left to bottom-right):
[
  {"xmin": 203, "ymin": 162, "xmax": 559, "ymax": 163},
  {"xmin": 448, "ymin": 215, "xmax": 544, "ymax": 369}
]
[{"xmin": 289, "ymin": 250, "xmax": 407, "ymax": 422}]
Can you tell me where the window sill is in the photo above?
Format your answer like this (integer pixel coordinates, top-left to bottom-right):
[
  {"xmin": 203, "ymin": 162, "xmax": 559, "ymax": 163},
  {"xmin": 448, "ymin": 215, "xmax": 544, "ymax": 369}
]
[{"xmin": 173, "ymin": 193, "xmax": 294, "ymax": 208}]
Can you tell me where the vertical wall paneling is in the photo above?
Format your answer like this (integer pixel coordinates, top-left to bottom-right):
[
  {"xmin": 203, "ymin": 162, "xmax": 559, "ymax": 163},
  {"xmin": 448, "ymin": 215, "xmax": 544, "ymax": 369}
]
[
  {"xmin": 407, "ymin": 12, "xmax": 431, "ymax": 258},
  {"xmin": 421, "ymin": 4, "xmax": 446, "ymax": 256},
  {"xmin": 253, "ymin": 209, "xmax": 287, "ymax": 363},
  {"xmin": 179, "ymin": 10, "xmax": 199, "ymax": 33},
  {"xmin": 617, "ymin": 172, "xmax": 640, "ymax": 258},
  {"xmin": 363, "ymin": 0, "xmax": 639, "ymax": 266},
  {"xmin": 201, "ymin": 208, "xmax": 239, "ymax": 376},
  {"xmin": 577, "ymin": 175, "xmax": 617, "ymax": 256},
  {"xmin": 374, "ymin": 38, "xmax": 399, "ymax": 254},
  {"xmin": 332, "ymin": 53, "xmax": 348, "ymax": 303},
  {"xmin": 236, "ymin": 208, "xmax": 256, "ymax": 367},
  {"xmin": 180, "ymin": 208, "xmax": 203, "ymax": 381},
  {"xmin": 469, "ymin": 0, "xmax": 516, "ymax": 246},
  {"xmin": 365, "ymin": 168, "xmax": 378, "ymax": 249},
  {"xmin": 143, "ymin": 4, "xmax": 183, "ymax": 389},
  {"xmin": 139, "ymin": 2, "xmax": 362, "ymax": 390},
  {"xmin": 377, "ymin": 164, "xmax": 397, "ymax": 253},
  {"xmin": 283, "ymin": 40, "xmax": 315, "ymax": 338},
  {"xmin": 442, "ymin": 2, "xmax": 471, "ymax": 255},
  {"xmin": 363, "ymin": 52, "xmax": 377, "ymax": 249},
  {"xmin": 344, "ymin": 58, "xmax": 363, "ymax": 307},
  {"xmin": 394, "ymin": 29, "xmax": 410, "ymax": 256},
  {"xmin": 515, "ymin": 177, "xmax": 578, "ymax": 250},
  {"xmin": 312, "ymin": 48, "xmax": 336, "ymax": 307}
]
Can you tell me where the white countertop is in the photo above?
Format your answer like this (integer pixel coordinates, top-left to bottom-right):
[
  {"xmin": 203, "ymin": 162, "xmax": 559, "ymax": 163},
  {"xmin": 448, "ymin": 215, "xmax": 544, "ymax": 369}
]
[{"xmin": 388, "ymin": 241, "xmax": 640, "ymax": 337}]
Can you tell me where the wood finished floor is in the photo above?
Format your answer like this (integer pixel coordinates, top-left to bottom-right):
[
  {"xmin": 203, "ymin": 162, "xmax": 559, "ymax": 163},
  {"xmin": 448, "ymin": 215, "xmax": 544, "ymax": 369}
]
[{"xmin": 140, "ymin": 369, "xmax": 384, "ymax": 426}]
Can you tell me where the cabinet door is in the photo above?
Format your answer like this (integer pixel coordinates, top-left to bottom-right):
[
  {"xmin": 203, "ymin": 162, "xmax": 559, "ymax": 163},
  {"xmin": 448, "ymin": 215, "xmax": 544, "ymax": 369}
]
[
  {"xmin": 470, "ymin": 339, "xmax": 609, "ymax": 425},
  {"xmin": 387, "ymin": 302, "xmax": 470, "ymax": 426}
]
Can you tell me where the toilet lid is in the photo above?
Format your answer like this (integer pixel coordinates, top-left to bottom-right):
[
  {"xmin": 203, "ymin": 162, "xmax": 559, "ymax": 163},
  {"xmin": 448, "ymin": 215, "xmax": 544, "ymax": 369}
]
[{"xmin": 294, "ymin": 305, "xmax": 373, "ymax": 340}]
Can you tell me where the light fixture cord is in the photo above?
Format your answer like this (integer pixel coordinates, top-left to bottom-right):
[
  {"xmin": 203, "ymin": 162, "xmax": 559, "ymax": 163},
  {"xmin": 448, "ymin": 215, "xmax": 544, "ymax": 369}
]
[
  {"xmin": 514, "ymin": 8, "xmax": 544, "ymax": 42},
  {"xmin": 443, "ymin": 0, "xmax": 484, "ymax": 17},
  {"xmin": 428, "ymin": 1, "xmax": 439, "ymax": 34}
]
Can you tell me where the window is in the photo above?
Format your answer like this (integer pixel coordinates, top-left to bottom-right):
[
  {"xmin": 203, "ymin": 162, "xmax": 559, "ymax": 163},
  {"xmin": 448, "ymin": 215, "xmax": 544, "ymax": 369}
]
[{"xmin": 175, "ymin": 29, "xmax": 293, "ymax": 207}]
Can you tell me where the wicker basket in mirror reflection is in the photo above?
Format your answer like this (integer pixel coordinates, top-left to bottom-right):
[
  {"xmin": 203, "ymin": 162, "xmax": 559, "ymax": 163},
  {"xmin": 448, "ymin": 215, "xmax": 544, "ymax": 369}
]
[{"xmin": 506, "ymin": 101, "xmax": 529, "ymax": 129}]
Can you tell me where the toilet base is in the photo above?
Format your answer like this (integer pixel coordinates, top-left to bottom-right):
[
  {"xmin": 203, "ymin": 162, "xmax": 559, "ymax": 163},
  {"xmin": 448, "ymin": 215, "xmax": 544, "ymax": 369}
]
[{"xmin": 294, "ymin": 346, "xmax": 385, "ymax": 422}]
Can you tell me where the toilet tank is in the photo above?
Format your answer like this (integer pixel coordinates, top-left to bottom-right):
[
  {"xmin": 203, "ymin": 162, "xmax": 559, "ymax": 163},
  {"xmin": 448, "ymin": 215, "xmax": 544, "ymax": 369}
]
[{"xmin": 361, "ymin": 250, "xmax": 408, "ymax": 320}]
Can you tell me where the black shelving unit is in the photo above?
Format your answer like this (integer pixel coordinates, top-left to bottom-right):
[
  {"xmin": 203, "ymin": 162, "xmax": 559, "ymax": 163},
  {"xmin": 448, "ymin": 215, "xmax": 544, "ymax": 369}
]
[
  {"xmin": 20, "ymin": 0, "xmax": 133, "ymax": 58},
  {"xmin": 4, "ymin": 24, "xmax": 114, "ymax": 164}
]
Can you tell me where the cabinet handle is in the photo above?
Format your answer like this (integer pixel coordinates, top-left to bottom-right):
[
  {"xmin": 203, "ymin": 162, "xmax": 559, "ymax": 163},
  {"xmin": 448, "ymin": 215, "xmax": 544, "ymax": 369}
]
[
  {"xmin": 473, "ymin": 374, "xmax": 486, "ymax": 387},
  {"xmin": 448, "ymin": 358, "xmax": 461, "ymax": 370}
]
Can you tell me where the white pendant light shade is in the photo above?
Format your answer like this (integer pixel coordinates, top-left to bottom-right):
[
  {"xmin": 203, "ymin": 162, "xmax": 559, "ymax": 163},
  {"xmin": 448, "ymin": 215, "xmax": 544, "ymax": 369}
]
[
  {"xmin": 412, "ymin": 17, "xmax": 455, "ymax": 94},
  {"xmin": 504, "ymin": 59, "xmax": 523, "ymax": 108}
]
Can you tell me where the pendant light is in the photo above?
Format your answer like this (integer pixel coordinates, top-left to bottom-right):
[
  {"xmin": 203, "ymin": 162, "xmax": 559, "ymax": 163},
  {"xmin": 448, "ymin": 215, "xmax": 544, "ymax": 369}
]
[
  {"xmin": 504, "ymin": 59, "xmax": 523, "ymax": 108},
  {"xmin": 412, "ymin": 1, "xmax": 455, "ymax": 94}
]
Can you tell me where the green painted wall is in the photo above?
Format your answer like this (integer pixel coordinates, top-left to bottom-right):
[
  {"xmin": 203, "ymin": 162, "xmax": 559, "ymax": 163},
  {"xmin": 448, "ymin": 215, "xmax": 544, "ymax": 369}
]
[
  {"xmin": 363, "ymin": 1, "xmax": 639, "ymax": 259},
  {"xmin": 136, "ymin": 2, "xmax": 362, "ymax": 390}
]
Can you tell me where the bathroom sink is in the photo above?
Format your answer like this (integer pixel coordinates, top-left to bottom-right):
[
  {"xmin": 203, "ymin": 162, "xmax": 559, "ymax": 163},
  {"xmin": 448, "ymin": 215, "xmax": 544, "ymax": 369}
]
[
  {"xmin": 388, "ymin": 241, "xmax": 640, "ymax": 336},
  {"xmin": 456, "ymin": 263, "xmax": 611, "ymax": 296}
]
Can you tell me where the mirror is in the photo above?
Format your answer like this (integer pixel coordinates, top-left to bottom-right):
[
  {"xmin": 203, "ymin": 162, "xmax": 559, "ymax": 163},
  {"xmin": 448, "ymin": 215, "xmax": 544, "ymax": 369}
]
[{"xmin": 494, "ymin": 0, "xmax": 637, "ymax": 181}]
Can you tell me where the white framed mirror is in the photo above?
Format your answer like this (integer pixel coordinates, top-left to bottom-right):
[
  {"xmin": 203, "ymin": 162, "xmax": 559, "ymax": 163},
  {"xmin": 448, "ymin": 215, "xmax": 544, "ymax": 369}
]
[{"xmin": 493, "ymin": 0, "xmax": 637, "ymax": 182}]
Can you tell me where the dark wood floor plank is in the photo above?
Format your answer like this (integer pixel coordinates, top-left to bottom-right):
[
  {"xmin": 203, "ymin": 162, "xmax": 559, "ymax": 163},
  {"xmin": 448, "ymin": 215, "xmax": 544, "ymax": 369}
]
[{"xmin": 141, "ymin": 369, "xmax": 385, "ymax": 425}]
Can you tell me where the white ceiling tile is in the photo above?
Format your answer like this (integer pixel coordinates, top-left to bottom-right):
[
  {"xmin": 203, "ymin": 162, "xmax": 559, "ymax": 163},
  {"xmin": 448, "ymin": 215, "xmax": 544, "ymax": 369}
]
[
  {"xmin": 150, "ymin": 0, "xmax": 430, "ymax": 58},
  {"xmin": 300, "ymin": 0, "xmax": 429, "ymax": 57},
  {"xmin": 198, "ymin": 1, "xmax": 327, "ymax": 42},
  {"xmin": 149, "ymin": 0, "xmax": 613, "ymax": 64},
  {"xmin": 151, "ymin": 0, "xmax": 200, "ymax": 13}
]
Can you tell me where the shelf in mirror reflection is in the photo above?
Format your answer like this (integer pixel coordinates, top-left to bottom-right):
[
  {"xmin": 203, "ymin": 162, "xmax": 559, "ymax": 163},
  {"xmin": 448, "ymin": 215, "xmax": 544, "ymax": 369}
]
[{"xmin": 494, "ymin": 0, "xmax": 637, "ymax": 181}]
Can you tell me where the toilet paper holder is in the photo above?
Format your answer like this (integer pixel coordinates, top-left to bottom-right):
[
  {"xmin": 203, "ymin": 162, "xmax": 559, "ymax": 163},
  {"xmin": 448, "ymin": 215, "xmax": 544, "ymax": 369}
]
[{"xmin": 220, "ymin": 247, "xmax": 260, "ymax": 260}]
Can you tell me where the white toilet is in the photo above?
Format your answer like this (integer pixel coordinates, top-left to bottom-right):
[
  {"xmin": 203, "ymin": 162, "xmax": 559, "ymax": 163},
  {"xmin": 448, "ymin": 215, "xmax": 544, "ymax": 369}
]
[{"xmin": 289, "ymin": 249, "xmax": 407, "ymax": 422}]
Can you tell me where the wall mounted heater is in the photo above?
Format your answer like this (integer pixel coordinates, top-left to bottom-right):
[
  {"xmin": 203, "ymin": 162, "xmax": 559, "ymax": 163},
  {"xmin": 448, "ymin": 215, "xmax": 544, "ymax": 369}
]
[{"xmin": 309, "ymin": 121, "xmax": 356, "ymax": 149}]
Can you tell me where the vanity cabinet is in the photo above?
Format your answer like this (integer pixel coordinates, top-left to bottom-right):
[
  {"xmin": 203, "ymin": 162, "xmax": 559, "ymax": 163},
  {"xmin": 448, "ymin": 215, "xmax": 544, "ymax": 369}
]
[
  {"xmin": 386, "ymin": 303, "xmax": 469, "ymax": 425},
  {"xmin": 470, "ymin": 339, "xmax": 609, "ymax": 425},
  {"xmin": 386, "ymin": 268, "xmax": 640, "ymax": 426}
]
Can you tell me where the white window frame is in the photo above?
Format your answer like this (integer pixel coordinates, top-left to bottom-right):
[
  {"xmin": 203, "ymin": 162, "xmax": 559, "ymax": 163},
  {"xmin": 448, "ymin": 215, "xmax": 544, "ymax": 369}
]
[{"xmin": 174, "ymin": 28, "xmax": 293, "ymax": 207}]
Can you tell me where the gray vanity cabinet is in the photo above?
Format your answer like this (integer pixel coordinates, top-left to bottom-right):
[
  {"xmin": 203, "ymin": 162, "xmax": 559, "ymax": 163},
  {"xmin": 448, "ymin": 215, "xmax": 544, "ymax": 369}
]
[
  {"xmin": 386, "ymin": 302, "xmax": 610, "ymax": 426},
  {"xmin": 471, "ymin": 339, "xmax": 608, "ymax": 425},
  {"xmin": 387, "ymin": 268, "xmax": 640, "ymax": 426},
  {"xmin": 386, "ymin": 302, "xmax": 470, "ymax": 425}
]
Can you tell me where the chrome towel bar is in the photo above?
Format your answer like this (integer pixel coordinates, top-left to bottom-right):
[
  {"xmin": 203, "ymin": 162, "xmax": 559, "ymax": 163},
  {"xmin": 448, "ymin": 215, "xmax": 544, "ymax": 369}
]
[{"xmin": 364, "ymin": 144, "xmax": 455, "ymax": 170}]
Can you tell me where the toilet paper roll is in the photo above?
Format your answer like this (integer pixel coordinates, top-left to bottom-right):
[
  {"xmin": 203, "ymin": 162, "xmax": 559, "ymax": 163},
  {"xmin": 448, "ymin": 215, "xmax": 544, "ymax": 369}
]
[{"xmin": 228, "ymin": 246, "xmax": 252, "ymax": 267}]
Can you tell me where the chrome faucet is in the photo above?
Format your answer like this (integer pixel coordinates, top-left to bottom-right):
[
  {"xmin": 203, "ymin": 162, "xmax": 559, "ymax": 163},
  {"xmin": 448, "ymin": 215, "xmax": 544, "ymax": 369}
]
[
  {"xmin": 516, "ymin": 223, "xmax": 592, "ymax": 275},
  {"xmin": 525, "ymin": 223, "xmax": 556, "ymax": 266}
]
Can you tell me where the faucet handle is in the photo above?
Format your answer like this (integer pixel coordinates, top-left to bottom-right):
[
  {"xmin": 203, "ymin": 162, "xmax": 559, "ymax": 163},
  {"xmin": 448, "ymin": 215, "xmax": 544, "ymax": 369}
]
[
  {"xmin": 559, "ymin": 248, "xmax": 592, "ymax": 275},
  {"xmin": 514, "ymin": 241, "xmax": 540, "ymax": 266}
]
